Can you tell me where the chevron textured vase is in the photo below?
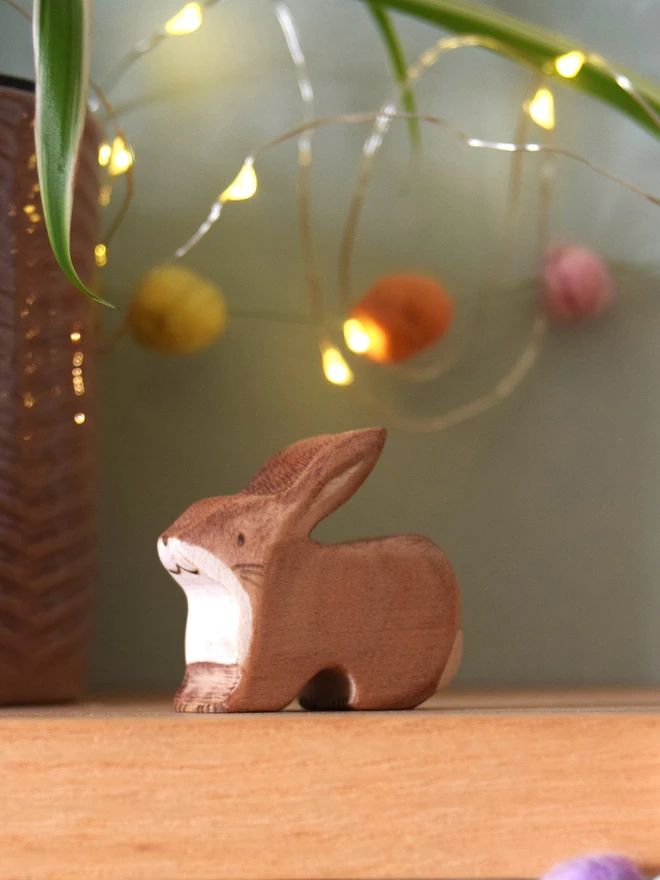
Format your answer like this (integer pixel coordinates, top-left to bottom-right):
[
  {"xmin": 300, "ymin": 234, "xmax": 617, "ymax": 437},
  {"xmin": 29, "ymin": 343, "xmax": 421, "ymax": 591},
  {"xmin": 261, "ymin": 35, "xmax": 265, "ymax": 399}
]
[{"xmin": 0, "ymin": 76, "xmax": 100, "ymax": 703}]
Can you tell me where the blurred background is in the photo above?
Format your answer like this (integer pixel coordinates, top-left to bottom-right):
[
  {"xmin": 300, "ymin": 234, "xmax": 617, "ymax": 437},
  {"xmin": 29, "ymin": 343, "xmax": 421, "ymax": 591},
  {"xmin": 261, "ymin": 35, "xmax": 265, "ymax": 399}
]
[{"xmin": 2, "ymin": 0, "xmax": 660, "ymax": 692}]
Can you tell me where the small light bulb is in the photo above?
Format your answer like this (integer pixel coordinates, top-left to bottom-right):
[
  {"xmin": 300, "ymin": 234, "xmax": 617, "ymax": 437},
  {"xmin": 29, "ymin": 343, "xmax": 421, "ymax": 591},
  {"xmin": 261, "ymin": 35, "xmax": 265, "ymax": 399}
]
[
  {"xmin": 526, "ymin": 87, "xmax": 555, "ymax": 130},
  {"xmin": 23, "ymin": 204, "xmax": 35, "ymax": 215},
  {"xmin": 74, "ymin": 412, "xmax": 86, "ymax": 425},
  {"xmin": 108, "ymin": 137, "xmax": 134, "ymax": 177},
  {"xmin": 98, "ymin": 143, "xmax": 112, "ymax": 166},
  {"xmin": 555, "ymin": 50, "xmax": 585, "ymax": 79},
  {"xmin": 220, "ymin": 162, "xmax": 258, "ymax": 202},
  {"xmin": 94, "ymin": 244, "xmax": 108, "ymax": 267},
  {"xmin": 343, "ymin": 318, "xmax": 371, "ymax": 354},
  {"xmin": 70, "ymin": 331, "xmax": 82, "ymax": 343},
  {"xmin": 165, "ymin": 2, "xmax": 202, "ymax": 35},
  {"xmin": 343, "ymin": 316, "xmax": 389, "ymax": 360},
  {"xmin": 99, "ymin": 184, "xmax": 112, "ymax": 207},
  {"xmin": 322, "ymin": 346, "xmax": 354, "ymax": 386}
]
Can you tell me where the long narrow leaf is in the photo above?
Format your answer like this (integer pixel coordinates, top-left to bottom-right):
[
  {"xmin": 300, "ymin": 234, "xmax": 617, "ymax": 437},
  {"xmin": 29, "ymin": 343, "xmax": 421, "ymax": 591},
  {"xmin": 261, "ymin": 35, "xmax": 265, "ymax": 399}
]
[
  {"xmin": 368, "ymin": 3, "xmax": 420, "ymax": 149},
  {"xmin": 359, "ymin": 0, "xmax": 660, "ymax": 140},
  {"xmin": 33, "ymin": 0, "xmax": 113, "ymax": 306}
]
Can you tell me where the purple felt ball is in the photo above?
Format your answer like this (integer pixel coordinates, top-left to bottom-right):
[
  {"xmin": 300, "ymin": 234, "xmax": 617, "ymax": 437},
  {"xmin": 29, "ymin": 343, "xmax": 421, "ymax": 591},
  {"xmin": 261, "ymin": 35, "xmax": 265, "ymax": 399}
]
[
  {"xmin": 542, "ymin": 854, "xmax": 645, "ymax": 880},
  {"xmin": 542, "ymin": 245, "xmax": 614, "ymax": 324}
]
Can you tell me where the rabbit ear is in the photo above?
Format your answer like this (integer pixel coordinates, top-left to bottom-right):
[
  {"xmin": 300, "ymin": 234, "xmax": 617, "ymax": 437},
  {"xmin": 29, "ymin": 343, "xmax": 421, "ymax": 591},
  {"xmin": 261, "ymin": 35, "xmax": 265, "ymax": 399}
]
[
  {"xmin": 241, "ymin": 434, "xmax": 339, "ymax": 497},
  {"xmin": 278, "ymin": 428, "xmax": 386, "ymax": 533},
  {"xmin": 242, "ymin": 429, "xmax": 386, "ymax": 531}
]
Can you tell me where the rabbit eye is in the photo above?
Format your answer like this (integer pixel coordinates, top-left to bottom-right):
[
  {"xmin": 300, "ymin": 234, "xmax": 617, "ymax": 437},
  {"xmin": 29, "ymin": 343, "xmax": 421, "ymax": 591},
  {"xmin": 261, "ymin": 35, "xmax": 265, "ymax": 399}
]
[{"xmin": 237, "ymin": 533, "xmax": 245, "ymax": 547}]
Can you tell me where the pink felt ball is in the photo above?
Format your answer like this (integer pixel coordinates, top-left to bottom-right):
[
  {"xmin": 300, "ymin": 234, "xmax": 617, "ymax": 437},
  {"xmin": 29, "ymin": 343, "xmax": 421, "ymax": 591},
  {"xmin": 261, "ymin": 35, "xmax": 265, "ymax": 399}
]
[
  {"xmin": 542, "ymin": 246, "xmax": 614, "ymax": 324},
  {"xmin": 541, "ymin": 854, "xmax": 644, "ymax": 880}
]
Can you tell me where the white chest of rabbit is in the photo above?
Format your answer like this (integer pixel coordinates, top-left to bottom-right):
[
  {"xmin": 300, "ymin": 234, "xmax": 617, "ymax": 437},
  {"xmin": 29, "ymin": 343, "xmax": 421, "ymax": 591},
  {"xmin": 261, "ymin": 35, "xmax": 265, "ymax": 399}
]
[{"xmin": 158, "ymin": 537, "xmax": 253, "ymax": 666}]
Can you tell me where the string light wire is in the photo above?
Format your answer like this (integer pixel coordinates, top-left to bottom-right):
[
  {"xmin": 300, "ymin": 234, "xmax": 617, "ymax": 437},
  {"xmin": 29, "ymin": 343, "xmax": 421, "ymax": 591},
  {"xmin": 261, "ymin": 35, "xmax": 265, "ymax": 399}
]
[
  {"xmin": 586, "ymin": 52, "xmax": 660, "ymax": 130},
  {"xmin": 177, "ymin": 109, "xmax": 660, "ymax": 255},
  {"xmin": 373, "ymin": 76, "xmax": 550, "ymax": 387},
  {"xmin": 338, "ymin": 34, "xmax": 540, "ymax": 321},
  {"xmin": 320, "ymin": 35, "xmax": 554, "ymax": 426},
  {"xmin": 98, "ymin": 0, "xmax": 225, "ymax": 100},
  {"xmin": 335, "ymin": 37, "xmax": 548, "ymax": 385}
]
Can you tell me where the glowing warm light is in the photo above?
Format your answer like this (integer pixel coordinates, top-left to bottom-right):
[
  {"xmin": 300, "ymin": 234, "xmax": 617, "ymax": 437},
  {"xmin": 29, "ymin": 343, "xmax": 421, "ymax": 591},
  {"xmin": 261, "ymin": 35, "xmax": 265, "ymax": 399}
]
[
  {"xmin": 165, "ymin": 2, "xmax": 202, "ymax": 35},
  {"xmin": 220, "ymin": 163, "xmax": 258, "ymax": 202},
  {"xmin": 555, "ymin": 50, "xmax": 585, "ymax": 78},
  {"xmin": 74, "ymin": 412, "xmax": 86, "ymax": 425},
  {"xmin": 322, "ymin": 346, "xmax": 354, "ymax": 386},
  {"xmin": 351, "ymin": 274, "xmax": 454, "ymax": 364},
  {"xmin": 343, "ymin": 318, "xmax": 370, "ymax": 353},
  {"xmin": 526, "ymin": 87, "xmax": 555, "ymax": 130},
  {"xmin": 99, "ymin": 184, "xmax": 112, "ymax": 206},
  {"xmin": 107, "ymin": 137, "xmax": 134, "ymax": 177},
  {"xmin": 343, "ymin": 317, "xmax": 388, "ymax": 360},
  {"xmin": 70, "ymin": 331, "xmax": 82, "ymax": 343},
  {"xmin": 98, "ymin": 143, "xmax": 112, "ymax": 166},
  {"xmin": 23, "ymin": 204, "xmax": 35, "ymax": 215},
  {"xmin": 95, "ymin": 243, "xmax": 108, "ymax": 267}
]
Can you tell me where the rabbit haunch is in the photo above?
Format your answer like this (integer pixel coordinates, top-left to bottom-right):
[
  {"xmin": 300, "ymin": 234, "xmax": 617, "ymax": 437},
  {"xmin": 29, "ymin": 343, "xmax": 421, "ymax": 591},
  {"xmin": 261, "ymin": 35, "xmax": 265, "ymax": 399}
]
[{"xmin": 158, "ymin": 428, "xmax": 462, "ymax": 712}]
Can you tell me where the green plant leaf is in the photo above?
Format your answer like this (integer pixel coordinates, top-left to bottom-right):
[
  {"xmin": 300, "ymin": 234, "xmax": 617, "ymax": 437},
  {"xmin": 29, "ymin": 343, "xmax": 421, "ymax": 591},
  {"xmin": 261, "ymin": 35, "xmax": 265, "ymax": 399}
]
[
  {"xmin": 33, "ymin": 0, "xmax": 113, "ymax": 306},
  {"xmin": 368, "ymin": 3, "xmax": 420, "ymax": 149},
  {"xmin": 359, "ymin": 0, "xmax": 660, "ymax": 140}
]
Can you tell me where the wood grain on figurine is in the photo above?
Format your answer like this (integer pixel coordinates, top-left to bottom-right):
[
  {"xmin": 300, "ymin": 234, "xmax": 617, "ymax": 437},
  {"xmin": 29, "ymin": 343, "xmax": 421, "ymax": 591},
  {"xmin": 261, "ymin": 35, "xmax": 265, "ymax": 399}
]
[{"xmin": 158, "ymin": 428, "xmax": 461, "ymax": 712}]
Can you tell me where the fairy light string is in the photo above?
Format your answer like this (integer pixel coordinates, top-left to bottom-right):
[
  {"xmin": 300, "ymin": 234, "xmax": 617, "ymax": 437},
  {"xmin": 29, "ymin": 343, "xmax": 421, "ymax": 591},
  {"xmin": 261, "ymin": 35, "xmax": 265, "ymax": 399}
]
[
  {"xmin": 98, "ymin": 1, "xmax": 225, "ymax": 100},
  {"xmin": 171, "ymin": 105, "xmax": 659, "ymax": 426},
  {"xmin": 174, "ymin": 110, "xmax": 660, "ymax": 266},
  {"xmin": 175, "ymin": 0, "xmax": 315, "ymax": 261},
  {"xmin": 171, "ymin": 27, "xmax": 660, "ymax": 415},
  {"xmin": 338, "ymin": 34, "xmax": 539, "ymax": 322},
  {"xmin": 95, "ymin": 11, "xmax": 660, "ymax": 426},
  {"xmin": 4, "ymin": 0, "xmax": 660, "ymax": 430},
  {"xmin": 176, "ymin": 109, "xmax": 660, "ymax": 264},
  {"xmin": 103, "ymin": 0, "xmax": 315, "ymax": 352},
  {"xmin": 269, "ymin": 2, "xmax": 334, "ymax": 375},
  {"xmin": 321, "ymin": 36, "xmax": 555, "ymax": 425},
  {"xmin": 337, "ymin": 38, "xmax": 551, "ymax": 386}
]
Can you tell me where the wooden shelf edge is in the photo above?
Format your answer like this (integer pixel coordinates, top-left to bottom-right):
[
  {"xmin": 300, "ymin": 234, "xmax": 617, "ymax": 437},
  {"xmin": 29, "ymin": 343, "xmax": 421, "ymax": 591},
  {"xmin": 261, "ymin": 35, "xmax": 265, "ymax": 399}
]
[
  {"xmin": 2, "ymin": 686, "xmax": 660, "ymax": 717},
  {"xmin": 1, "ymin": 689, "xmax": 659, "ymax": 880}
]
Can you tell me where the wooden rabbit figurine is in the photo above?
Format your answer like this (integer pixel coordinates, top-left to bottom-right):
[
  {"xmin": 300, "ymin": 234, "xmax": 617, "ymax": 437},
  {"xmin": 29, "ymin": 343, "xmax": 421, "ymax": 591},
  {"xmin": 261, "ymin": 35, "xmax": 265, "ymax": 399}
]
[{"xmin": 158, "ymin": 428, "xmax": 462, "ymax": 712}]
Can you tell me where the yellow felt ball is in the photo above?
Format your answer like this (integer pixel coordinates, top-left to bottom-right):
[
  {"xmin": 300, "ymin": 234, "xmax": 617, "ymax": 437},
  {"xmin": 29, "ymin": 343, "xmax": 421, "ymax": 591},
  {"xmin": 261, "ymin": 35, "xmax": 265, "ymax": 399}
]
[{"xmin": 129, "ymin": 264, "xmax": 227, "ymax": 354}]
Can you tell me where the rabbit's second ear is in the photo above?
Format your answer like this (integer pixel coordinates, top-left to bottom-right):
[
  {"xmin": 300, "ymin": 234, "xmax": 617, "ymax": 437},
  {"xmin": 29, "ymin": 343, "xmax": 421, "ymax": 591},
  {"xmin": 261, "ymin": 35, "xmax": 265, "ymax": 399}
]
[{"xmin": 284, "ymin": 428, "xmax": 386, "ymax": 533}]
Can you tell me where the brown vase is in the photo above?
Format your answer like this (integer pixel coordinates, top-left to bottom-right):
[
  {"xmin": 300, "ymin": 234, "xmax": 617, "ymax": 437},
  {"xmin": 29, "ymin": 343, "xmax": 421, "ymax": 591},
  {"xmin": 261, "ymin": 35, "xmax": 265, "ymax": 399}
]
[{"xmin": 0, "ymin": 75, "xmax": 100, "ymax": 703}]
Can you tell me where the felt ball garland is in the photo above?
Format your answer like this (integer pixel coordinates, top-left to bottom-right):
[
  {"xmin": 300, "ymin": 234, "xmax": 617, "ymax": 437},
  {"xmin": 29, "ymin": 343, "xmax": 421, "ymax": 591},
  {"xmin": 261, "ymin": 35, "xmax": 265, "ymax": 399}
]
[
  {"xmin": 542, "ymin": 854, "xmax": 649, "ymax": 880},
  {"xmin": 542, "ymin": 246, "xmax": 614, "ymax": 324},
  {"xmin": 345, "ymin": 273, "xmax": 454, "ymax": 364}
]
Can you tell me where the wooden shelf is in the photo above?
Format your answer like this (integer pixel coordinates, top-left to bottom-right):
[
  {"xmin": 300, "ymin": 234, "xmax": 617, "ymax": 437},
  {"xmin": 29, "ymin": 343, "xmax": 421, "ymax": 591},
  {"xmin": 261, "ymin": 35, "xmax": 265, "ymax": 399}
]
[{"xmin": 2, "ymin": 689, "xmax": 659, "ymax": 880}]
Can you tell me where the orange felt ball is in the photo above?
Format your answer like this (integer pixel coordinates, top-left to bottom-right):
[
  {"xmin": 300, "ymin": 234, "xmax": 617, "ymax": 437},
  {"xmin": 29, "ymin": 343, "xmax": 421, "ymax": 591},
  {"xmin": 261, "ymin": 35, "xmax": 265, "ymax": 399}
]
[{"xmin": 350, "ymin": 274, "xmax": 454, "ymax": 364}]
